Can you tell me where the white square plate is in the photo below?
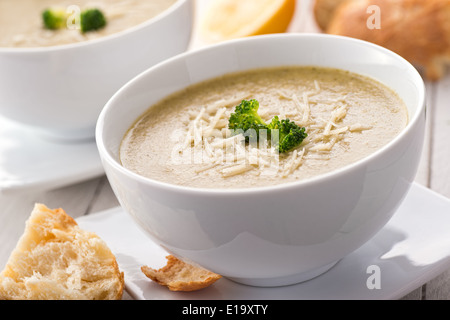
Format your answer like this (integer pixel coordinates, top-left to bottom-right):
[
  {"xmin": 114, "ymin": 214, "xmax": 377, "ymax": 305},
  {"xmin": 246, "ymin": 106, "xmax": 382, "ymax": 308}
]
[
  {"xmin": 77, "ymin": 182, "xmax": 450, "ymax": 300},
  {"xmin": 0, "ymin": 115, "xmax": 104, "ymax": 193}
]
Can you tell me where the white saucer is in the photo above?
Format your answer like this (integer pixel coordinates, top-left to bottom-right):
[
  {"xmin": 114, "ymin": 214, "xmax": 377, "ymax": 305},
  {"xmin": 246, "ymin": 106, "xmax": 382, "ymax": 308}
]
[
  {"xmin": 77, "ymin": 182, "xmax": 450, "ymax": 300},
  {"xmin": 0, "ymin": 115, "xmax": 104, "ymax": 193}
]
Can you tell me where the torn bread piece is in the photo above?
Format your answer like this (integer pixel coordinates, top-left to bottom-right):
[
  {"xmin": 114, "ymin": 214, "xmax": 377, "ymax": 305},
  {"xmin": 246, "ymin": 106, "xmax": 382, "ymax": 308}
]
[
  {"xmin": 0, "ymin": 203, "xmax": 124, "ymax": 300},
  {"xmin": 141, "ymin": 255, "xmax": 221, "ymax": 292}
]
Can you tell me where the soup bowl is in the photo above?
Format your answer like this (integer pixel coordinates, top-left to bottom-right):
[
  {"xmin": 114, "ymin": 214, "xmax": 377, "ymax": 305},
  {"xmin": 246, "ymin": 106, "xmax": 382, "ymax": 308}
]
[
  {"xmin": 0, "ymin": 0, "xmax": 193, "ymax": 141},
  {"xmin": 96, "ymin": 33, "xmax": 426, "ymax": 287}
]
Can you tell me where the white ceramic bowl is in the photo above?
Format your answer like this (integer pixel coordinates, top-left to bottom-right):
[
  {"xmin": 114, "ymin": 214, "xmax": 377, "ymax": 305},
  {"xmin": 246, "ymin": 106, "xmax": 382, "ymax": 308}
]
[
  {"xmin": 96, "ymin": 34, "xmax": 426, "ymax": 287},
  {"xmin": 0, "ymin": 0, "xmax": 193, "ymax": 141}
]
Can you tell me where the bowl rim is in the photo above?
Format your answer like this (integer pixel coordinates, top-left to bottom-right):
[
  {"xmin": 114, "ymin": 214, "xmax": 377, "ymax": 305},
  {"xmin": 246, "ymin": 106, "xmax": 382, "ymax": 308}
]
[
  {"xmin": 96, "ymin": 33, "xmax": 426, "ymax": 196},
  {"xmin": 0, "ymin": 0, "xmax": 189, "ymax": 53}
]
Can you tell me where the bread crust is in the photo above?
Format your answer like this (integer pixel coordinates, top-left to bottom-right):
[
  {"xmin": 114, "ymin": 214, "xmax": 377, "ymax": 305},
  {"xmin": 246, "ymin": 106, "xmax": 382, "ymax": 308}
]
[
  {"xmin": 0, "ymin": 203, "xmax": 125, "ymax": 300},
  {"xmin": 313, "ymin": 0, "xmax": 349, "ymax": 30},
  {"xmin": 141, "ymin": 255, "xmax": 221, "ymax": 292}
]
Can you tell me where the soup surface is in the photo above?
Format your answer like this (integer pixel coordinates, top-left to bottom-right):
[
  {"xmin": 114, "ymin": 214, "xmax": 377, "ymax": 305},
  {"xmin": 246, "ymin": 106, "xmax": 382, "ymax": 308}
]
[
  {"xmin": 120, "ymin": 66, "xmax": 408, "ymax": 189},
  {"xmin": 0, "ymin": 0, "xmax": 176, "ymax": 47}
]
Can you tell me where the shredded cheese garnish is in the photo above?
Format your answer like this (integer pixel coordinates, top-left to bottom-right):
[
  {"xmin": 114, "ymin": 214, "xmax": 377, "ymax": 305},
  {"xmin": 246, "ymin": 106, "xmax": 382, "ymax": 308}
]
[
  {"xmin": 323, "ymin": 104, "xmax": 347, "ymax": 136},
  {"xmin": 221, "ymin": 163, "xmax": 253, "ymax": 177},
  {"xmin": 302, "ymin": 92, "xmax": 310, "ymax": 124},
  {"xmin": 175, "ymin": 81, "xmax": 369, "ymax": 179}
]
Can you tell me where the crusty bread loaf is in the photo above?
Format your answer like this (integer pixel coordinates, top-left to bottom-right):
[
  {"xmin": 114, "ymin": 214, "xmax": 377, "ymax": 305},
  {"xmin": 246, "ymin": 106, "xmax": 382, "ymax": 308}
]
[
  {"xmin": 141, "ymin": 255, "xmax": 221, "ymax": 292},
  {"xmin": 0, "ymin": 204, "xmax": 124, "ymax": 300},
  {"xmin": 315, "ymin": 0, "xmax": 450, "ymax": 80}
]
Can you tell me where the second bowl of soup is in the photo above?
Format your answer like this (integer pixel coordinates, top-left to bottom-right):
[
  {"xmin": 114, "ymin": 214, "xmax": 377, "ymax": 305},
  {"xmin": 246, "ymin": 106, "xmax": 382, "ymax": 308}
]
[{"xmin": 0, "ymin": 0, "xmax": 193, "ymax": 140}]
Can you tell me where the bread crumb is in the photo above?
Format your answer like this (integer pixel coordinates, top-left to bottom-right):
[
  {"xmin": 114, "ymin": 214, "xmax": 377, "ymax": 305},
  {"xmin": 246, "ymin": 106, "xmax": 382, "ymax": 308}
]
[{"xmin": 141, "ymin": 255, "xmax": 221, "ymax": 292}]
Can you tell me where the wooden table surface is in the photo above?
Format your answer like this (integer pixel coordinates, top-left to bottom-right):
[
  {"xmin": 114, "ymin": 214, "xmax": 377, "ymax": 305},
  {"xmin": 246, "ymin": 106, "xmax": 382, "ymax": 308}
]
[{"xmin": 1, "ymin": 0, "xmax": 449, "ymax": 300}]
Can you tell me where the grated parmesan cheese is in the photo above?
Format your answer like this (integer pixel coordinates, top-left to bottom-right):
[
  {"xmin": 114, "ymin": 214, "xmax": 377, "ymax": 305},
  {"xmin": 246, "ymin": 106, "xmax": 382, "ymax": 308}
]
[
  {"xmin": 323, "ymin": 104, "xmax": 347, "ymax": 136},
  {"xmin": 349, "ymin": 123, "xmax": 373, "ymax": 132},
  {"xmin": 178, "ymin": 81, "xmax": 367, "ymax": 179},
  {"xmin": 302, "ymin": 92, "xmax": 310, "ymax": 124},
  {"xmin": 221, "ymin": 163, "xmax": 254, "ymax": 177}
]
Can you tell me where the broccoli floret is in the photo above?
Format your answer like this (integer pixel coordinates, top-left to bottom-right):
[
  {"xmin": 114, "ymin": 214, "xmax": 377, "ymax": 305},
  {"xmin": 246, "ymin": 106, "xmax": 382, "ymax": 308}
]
[
  {"xmin": 268, "ymin": 116, "xmax": 307, "ymax": 153},
  {"xmin": 80, "ymin": 9, "xmax": 106, "ymax": 33},
  {"xmin": 228, "ymin": 99, "xmax": 269, "ymax": 142},
  {"xmin": 42, "ymin": 8, "xmax": 67, "ymax": 30},
  {"xmin": 228, "ymin": 99, "xmax": 307, "ymax": 153}
]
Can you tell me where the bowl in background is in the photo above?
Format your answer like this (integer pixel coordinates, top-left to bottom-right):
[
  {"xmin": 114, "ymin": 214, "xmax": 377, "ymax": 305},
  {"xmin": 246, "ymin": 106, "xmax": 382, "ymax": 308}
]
[
  {"xmin": 96, "ymin": 33, "xmax": 426, "ymax": 286},
  {"xmin": 0, "ymin": 0, "xmax": 193, "ymax": 141}
]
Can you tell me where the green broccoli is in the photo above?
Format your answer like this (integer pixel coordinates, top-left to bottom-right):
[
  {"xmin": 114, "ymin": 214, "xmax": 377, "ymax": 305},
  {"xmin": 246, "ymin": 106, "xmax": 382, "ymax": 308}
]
[
  {"xmin": 267, "ymin": 116, "xmax": 308, "ymax": 153},
  {"xmin": 42, "ymin": 8, "xmax": 67, "ymax": 30},
  {"xmin": 228, "ymin": 99, "xmax": 307, "ymax": 153},
  {"xmin": 228, "ymin": 99, "xmax": 269, "ymax": 143},
  {"xmin": 80, "ymin": 9, "xmax": 106, "ymax": 33}
]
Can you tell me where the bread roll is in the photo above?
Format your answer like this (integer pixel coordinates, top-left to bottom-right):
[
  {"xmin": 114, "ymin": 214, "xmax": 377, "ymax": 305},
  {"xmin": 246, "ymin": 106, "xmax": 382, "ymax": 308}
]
[
  {"xmin": 0, "ymin": 204, "xmax": 124, "ymax": 300},
  {"xmin": 315, "ymin": 0, "xmax": 450, "ymax": 80}
]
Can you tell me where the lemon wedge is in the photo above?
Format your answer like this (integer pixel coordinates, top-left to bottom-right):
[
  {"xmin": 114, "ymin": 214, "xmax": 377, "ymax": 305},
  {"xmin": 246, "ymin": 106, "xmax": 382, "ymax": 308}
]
[{"xmin": 200, "ymin": 0, "xmax": 296, "ymax": 43}]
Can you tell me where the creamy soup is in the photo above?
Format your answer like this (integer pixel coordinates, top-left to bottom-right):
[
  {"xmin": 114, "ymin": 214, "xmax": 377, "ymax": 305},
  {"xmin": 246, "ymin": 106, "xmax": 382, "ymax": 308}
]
[
  {"xmin": 0, "ymin": 0, "xmax": 176, "ymax": 47},
  {"xmin": 120, "ymin": 66, "xmax": 408, "ymax": 189}
]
